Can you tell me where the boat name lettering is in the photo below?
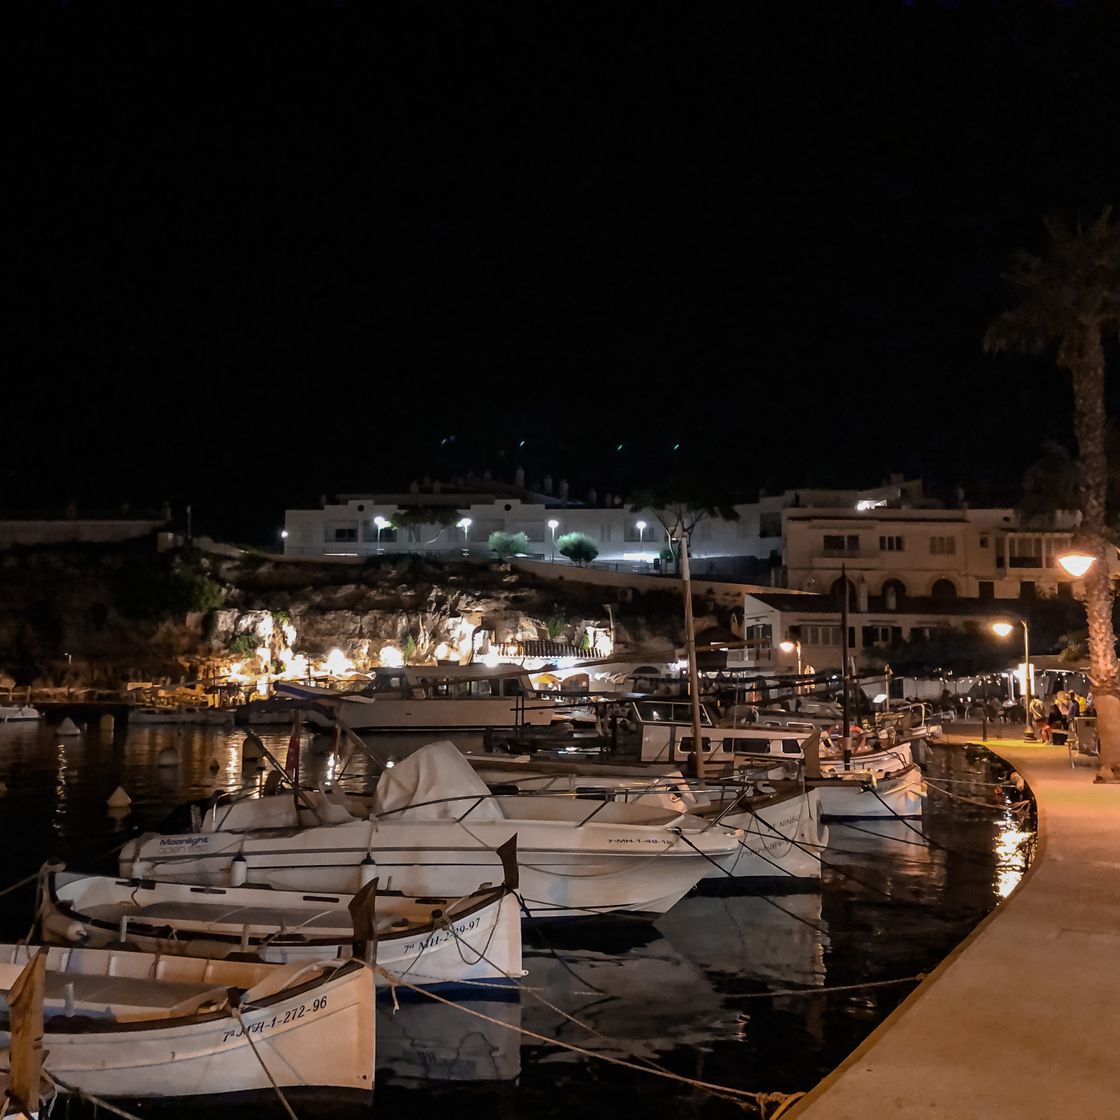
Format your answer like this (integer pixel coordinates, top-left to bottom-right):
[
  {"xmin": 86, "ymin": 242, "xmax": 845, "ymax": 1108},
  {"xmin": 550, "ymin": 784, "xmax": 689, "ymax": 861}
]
[
  {"xmin": 403, "ymin": 915, "xmax": 481, "ymax": 951},
  {"xmin": 605, "ymin": 837, "xmax": 666, "ymax": 845},
  {"xmin": 158, "ymin": 836, "xmax": 212, "ymax": 848},
  {"xmin": 221, "ymin": 995, "xmax": 328, "ymax": 1042}
]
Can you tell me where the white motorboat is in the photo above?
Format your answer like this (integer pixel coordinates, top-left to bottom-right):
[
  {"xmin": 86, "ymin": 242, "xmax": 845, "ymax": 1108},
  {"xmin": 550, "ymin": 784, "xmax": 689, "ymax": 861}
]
[
  {"xmin": 0, "ymin": 944, "xmax": 374, "ymax": 1099},
  {"xmin": 469, "ymin": 755, "xmax": 827, "ymax": 882},
  {"xmin": 0, "ymin": 706, "xmax": 39, "ymax": 724},
  {"xmin": 40, "ymin": 863, "xmax": 522, "ymax": 989},
  {"xmin": 807, "ymin": 761, "xmax": 925, "ymax": 819},
  {"xmin": 119, "ymin": 742, "xmax": 744, "ymax": 920},
  {"xmin": 275, "ymin": 664, "xmax": 556, "ymax": 732}
]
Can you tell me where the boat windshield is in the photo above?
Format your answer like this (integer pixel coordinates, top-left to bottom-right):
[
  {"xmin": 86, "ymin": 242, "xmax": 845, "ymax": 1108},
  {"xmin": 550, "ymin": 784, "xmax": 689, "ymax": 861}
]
[{"xmin": 633, "ymin": 701, "xmax": 714, "ymax": 726}]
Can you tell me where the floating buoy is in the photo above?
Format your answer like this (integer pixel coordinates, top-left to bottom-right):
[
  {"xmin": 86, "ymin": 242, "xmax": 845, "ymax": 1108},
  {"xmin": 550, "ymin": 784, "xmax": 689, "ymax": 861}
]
[
  {"xmin": 358, "ymin": 856, "xmax": 377, "ymax": 888},
  {"xmin": 98, "ymin": 713, "xmax": 115, "ymax": 734},
  {"xmin": 242, "ymin": 733, "xmax": 264, "ymax": 761},
  {"xmin": 106, "ymin": 785, "xmax": 132, "ymax": 809},
  {"xmin": 229, "ymin": 855, "xmax": 247, "ymax": 886},
  {"xmin": 157, "ymin": 746, "xmax": 179, "ymax": 767},
  {"xmin": 57, "ymin": 717, "xmax": 81, "ymax": 737}
]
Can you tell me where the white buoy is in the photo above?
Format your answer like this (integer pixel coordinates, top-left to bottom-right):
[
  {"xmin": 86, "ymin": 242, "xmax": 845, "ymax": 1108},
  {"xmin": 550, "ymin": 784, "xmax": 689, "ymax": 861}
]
[
  {"xmin": 56, "ymin": 717, "xmax": 81, "ymax": 737},
  {"xmin": 358, "ymin": 856, "xmax": 377, "ymax": 888},
  {"xmin": 229, "ymin": 855, "xmax": 248, "ymax": 886},
  {"xmin": 106, "ymin": 785, "xmax": 132, "ymax": 809},
  {"xmin": 157, "ymin": 746, "xmax": 179, "ymax": 767}
]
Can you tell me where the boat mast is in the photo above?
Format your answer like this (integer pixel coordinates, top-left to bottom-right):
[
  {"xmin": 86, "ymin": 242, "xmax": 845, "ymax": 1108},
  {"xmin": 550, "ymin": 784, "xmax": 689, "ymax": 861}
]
[
  {"xmin": 840, "ymin": 562, "xmax": 851, "ymax": 770},
  {"xmin": 677, "ymin": 530, "xmax": 706, "ymax": 786}
]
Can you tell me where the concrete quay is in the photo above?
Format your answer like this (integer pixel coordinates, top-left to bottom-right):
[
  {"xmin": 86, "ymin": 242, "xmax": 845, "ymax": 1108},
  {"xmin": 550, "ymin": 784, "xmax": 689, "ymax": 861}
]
[{"xmin": 790, "ymin": 727, "xmax": 1120, "ymax": 1120}]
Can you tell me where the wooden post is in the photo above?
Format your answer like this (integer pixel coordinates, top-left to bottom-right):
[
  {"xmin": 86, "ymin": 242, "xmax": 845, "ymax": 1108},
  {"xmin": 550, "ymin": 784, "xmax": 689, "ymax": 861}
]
[{"xmin": 7, "ymin": 948, "xmax": 46, "ymax": 1114}]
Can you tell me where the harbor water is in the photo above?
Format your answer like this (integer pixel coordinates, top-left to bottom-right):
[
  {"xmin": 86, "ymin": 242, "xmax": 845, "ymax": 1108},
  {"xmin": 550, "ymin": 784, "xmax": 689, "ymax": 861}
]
[{"xmin": 0, "ymin": 721, "xmax": 1034, "ymax": 1117}]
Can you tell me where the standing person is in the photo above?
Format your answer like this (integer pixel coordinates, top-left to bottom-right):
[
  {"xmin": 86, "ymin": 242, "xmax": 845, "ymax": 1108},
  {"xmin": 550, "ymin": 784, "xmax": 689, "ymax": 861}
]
[{"xmin": 1028, "ymin": 695, "xmax": 1046, "ymax": 740}]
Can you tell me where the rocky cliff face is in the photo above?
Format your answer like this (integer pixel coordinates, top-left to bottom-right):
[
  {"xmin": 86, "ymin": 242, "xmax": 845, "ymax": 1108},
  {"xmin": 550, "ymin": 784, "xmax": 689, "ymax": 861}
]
[{"xmin": 0, "ymin": 540, "xmax": 721, "ymax": 688}]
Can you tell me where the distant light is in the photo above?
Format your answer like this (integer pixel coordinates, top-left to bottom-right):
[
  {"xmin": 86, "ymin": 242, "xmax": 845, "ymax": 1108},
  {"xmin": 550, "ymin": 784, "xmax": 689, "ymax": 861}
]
[
  {"xmin": 673, "ymin": 443, "xmax": 680, "ymax": 451},
  {"xmin": 458, "ymin": 517, "xmax": 472, "ymax": 529},
  {"xmin": 856, "ymin": 499, "xmax": 887, "ymax": 511},
  {"xmin": 991, "ymin": 622, "xmax": 1014, "ymax": 638},
  {"xmin": 280, "ymin": 530, "xmax": 288, "ymax": 539},
  {"xmin": 779, "ymin": 640, "xmax": 797, "ymax": 653},
  {"xmin": 1057, "ymin": 551, "xmax": 1095, "ymax": 578},
  {"xmin": 616, "ymin": 443, "xmax": 624, "ymax": 451},
  {"xmin": 873, "ymin": 693, "xmax": 888, "ymax": 704},
  {"xmin": 548, "ymin": 519, "xmax": 559, "ymax": 530},
  {"xmin": 384, "ymin": 759, "xmax": 396, "ymax": 769},
  {"xmin": 636, "ymin": 520, "xmax": 647, "ymax": 531},
  {"xmin": 374, "ymin": 516, "xmax": 389, "ymax": 529},
  {"xmin": 519, "ymin": 440, "xmax": 526, "ymax": 448}
]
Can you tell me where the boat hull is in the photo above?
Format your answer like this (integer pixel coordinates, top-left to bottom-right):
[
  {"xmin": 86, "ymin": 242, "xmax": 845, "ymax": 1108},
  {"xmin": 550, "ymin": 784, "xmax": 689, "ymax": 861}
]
[
  {"xmin": 120, "ymin": 817, "xmax": 739, "ymax": 920},
  {"xmin": 0, "ymin": 950, "xmax": 373, "ymax": 1098},
  {"xmin": 706, "ymin": 789, "xmax": 827, "ymax": 880},
  {"xmin": 811, "ymin": 763, "xmax": 925, "ymax": 819}
]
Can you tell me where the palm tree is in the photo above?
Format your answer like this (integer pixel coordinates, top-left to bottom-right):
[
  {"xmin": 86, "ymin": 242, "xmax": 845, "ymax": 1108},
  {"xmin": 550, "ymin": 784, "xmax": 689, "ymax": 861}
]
[{"xmin": 985, "ymin": 209, "xmax": 1120, "ymax": 781}]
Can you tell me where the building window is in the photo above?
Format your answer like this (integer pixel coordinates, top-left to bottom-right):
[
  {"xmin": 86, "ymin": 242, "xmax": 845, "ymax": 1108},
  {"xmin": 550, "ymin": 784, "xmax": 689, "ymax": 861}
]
[
  {"xmin": 978, "ymin": 580, "xmax": 994, "ymax": 599},
  {"xmin": 823, "ymin": 534, "xmax": 859, "ymax": 553},
  {"xmin": 862, "ymin": 625, "xmax": 894, "ymax": 645},
  {"xmin": 879, "ymin": 535, "xmax": 903, "ymax": 552},
  {"xmin": 979, "ymin": 535, "xmax": 990, "ymax": 548},
  {"xmin": 1009, "ymin": 537, "xmax": 1042, "ymax": 568},
  {"xmin": 329, "ymin": 526, "xmax": 358, "ymax": 542},
  {"xmin": 930, "ymin": 535, "xmax": 956, "ymax": 555},
  {"xmin": 803, "ymin": 624, "xmax": 842, "ymax": 646},
  {"xmin": 760, "ymin": 513, "xmax": 781, "ymax": 538}
]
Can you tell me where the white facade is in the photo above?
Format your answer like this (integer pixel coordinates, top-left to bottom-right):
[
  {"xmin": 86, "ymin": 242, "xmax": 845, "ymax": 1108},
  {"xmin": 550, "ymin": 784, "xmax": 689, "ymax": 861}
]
[{"xmin": 283, "ymin": 480, "xmax": 1090, "ymax": 599}]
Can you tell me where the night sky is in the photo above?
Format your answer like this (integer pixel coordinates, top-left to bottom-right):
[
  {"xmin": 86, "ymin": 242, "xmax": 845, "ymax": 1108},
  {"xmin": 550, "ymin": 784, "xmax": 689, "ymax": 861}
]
[{"xmin": 7, "ymin": 1, "xmax": 1120, "ymax": 543}]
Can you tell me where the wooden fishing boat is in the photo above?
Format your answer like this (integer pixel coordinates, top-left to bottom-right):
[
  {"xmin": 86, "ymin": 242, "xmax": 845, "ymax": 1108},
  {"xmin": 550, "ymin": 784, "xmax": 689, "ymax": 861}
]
[
  {"xmin": 0, "ymin": 944, "xmax": 374, "ymax": 1099},
  {"xmin": 40, "ymin": 860, "xmax": 523, "ymax": 989}
]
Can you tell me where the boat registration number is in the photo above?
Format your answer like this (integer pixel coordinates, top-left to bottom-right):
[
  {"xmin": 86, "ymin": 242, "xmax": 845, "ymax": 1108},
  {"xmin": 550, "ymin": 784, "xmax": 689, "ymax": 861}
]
[{"xmin": 221, "ymin": 996, "xmax": 328, "ymax": 1042}]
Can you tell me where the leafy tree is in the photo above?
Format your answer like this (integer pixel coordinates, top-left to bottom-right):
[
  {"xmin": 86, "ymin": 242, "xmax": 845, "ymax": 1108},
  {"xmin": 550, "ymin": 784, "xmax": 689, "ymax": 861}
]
[
  {"xmin": 556, "ymin": 532, "xmax": 599, "ymax": 566},
  {"xmin": 544, "ymin": 609, "xmax": 567, "ymax": 641},
  {"xmin": 630, "ymin": 477, "xmax": 739, "ymax": 573},
  {"xmin": 488, "ymin": 530, "xmax": 530, "ymax": 560},
  {"xmin": 986, "ymin": 209, "xmax": 1120, "ymax": 780}
]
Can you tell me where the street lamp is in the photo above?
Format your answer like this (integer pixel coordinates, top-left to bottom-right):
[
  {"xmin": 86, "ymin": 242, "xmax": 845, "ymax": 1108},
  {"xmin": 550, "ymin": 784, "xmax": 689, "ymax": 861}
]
[
  {"xmin": 636, "ymin": 520, "xmax": 647, "ymax": 560},
  {"xmin": 374, "ymin": 516, "xmax": 389, "ymax": 553},
  {"xmin": 548, "ymin": 518, "xmax": 559, "ymax": 561},
  {"xmin": 779, "ymin": 638, "xmax": 803, "ymax": 694},
  {"xmin": 1057, "ymin": 548, "xmax": 1096, "ymax": 578},
  {"xmin": 992, "ymin": 619, "xmax": 1033, "ymax": 737},
  {"xmin": 458, "ymin": 518, "xmax": 472, "ymax": 549}
]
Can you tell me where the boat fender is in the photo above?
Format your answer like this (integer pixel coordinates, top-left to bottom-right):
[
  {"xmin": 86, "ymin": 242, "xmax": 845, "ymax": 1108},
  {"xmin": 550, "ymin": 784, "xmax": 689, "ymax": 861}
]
[
  {"xmin": 229, "ymin": 854, "xmax": 248, "ymax": 886},
  {"xmin": 65, "ymin": 921, "xmax": 90, "ymax": 944},
  {"xmin": 157, "ymin": 746, "xmax": 179, "ymax": 768},
  {"xmin": 358, "ymin": 856, "xmax": 377, "ymax": 888},
  {"xmin": 106, "ymin": 786, "xmax": 132, "ymax": 809}
]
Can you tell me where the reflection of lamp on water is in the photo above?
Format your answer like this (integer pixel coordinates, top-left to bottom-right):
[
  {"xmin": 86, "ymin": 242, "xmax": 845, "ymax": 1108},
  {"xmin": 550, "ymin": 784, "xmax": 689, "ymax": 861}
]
[{"xmin": 992, "ymin": 619, "xmax": 1032, "ymax": 737}]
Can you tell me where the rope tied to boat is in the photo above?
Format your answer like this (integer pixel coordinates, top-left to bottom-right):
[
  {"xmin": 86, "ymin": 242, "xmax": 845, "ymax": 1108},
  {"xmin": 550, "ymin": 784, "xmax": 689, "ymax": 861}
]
[
  {"xmin": 372, "ymin": 961, "xmax": 805, "ymax": 1117},
  {"xmin": 231, "ymin": 1006, "xmax": 301, "ymax": 1120}
]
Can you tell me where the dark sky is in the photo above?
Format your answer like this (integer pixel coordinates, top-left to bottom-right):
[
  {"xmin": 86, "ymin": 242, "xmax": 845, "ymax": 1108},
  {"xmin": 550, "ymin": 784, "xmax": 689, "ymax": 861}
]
[{"xmin": 7, "ymin": 1, "xmax": 1120, "ymax": 542}]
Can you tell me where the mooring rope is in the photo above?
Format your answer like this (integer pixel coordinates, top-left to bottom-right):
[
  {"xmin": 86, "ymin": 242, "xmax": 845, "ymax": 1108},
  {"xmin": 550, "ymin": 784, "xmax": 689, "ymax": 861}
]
[
  {"xmin": 374, "ymin": 962, "xmax": 805, "ymax": 1117},
  {"xmin": 46, "ymin": 1075, "xmax": 144, "ymax": 1120},
  {"xmin": 232, "ymin": 1006, "xmax": 301, "ymax": 1120}
]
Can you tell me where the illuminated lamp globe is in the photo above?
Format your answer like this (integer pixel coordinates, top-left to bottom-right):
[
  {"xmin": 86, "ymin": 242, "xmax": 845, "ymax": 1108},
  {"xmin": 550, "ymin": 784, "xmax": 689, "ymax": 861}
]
[
  {"xmin": 991, "ymin": 622, "xmax": 1015, "ymax": 638},
  {"xmin": 1057, "ymin": 551, "xmax": 1096, "ymax": 578},
  {"xmin": 779, "ymin": 640, "xmax": 797, "ymax": 653}
]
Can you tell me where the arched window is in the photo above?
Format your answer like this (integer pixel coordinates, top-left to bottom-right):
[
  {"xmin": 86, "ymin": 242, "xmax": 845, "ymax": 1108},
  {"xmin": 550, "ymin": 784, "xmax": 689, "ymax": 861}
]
[
  {"xmin": 931, "ymin": 578, "xmax": 957, "ymax": 600},
  {"xmin": 881, "ymin": 578, "xmax": 907, "ymax": 611},
  {"xmin": 831, "ymin": 576, "xmax": 856, "ymax": 609}
]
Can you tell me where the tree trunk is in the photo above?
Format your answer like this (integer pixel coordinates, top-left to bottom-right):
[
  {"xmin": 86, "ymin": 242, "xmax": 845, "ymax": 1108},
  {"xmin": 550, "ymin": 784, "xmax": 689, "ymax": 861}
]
[{"xmin": 1071, "ymin": 336, "xmax": 1120, "ymax": 780}]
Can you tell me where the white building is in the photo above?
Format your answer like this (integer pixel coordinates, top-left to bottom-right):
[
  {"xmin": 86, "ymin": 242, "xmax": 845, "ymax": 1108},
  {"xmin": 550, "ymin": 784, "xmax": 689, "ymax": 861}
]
[{"xmin": 282, "ymin": 477, "xmax": 1090, "ymax": 600}]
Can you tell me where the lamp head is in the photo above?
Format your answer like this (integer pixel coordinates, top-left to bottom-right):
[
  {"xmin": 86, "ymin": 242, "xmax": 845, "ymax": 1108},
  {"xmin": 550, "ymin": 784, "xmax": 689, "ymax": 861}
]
[
  {"xmin": 548, "ymin": 519, "xmax": 559, "ymax": 530},
  {"xmin": 374, "ymin": 516, "xmax": 389, "ymax": 529},
  {"xmin": 991, "ymin": 621, "xmax": 1014, "ymax": 638},
  {"xmin": 779, "ymin": 640, "xmax": 797, "ymax": 653},
  {"xmin": 636, "ymin": 520, "xmax": 647, "ymax": 531},
  {"xmin": 1057, "ymin": 551, "xmax": 1095, "ymax": 578}
]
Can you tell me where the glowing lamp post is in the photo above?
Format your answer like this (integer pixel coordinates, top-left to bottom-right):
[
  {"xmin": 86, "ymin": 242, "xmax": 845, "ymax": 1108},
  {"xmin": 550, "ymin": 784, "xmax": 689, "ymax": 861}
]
[
  {"xmin": 636, "ymin": 520, "xmax": 647, "ymax": 562},
  {"xmin": 458, "ymin": 517, "xmax": 472, "ymax": 551},
  {"xmin": 374, "ymin": 516, "xmax": 389, "ymax": 553},
  {"xmin": 1057, "ymin": 550, "xmax": 1096, "ymax": 578},
  {"xmin": 992, "ymin": 619, "xmax": 1032, "ymax": 738},
  {"xmin": 548, "ymin": 519, "xmax": 559, "ymax": 562},
  {"xmin": 779, "ymin": 638, "xmax": 803, "ymax": 693}
]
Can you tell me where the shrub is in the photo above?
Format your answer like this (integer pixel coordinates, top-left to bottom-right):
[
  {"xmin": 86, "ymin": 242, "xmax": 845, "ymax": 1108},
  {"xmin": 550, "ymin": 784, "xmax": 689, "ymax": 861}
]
[
  {"xmin": 488, "ymin": 531, "xmax": 530, "ymax": 560},
  {"xmin": 557, "ymin": 532, "xmax": 599, "ymax": 566}
]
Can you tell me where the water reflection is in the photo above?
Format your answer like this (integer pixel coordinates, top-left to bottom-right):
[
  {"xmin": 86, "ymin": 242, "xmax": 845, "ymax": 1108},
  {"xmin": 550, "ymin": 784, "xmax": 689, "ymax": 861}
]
[{"xmin": 0, "ymin": 723, "xmax": 1033, "ymax": 1112}]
